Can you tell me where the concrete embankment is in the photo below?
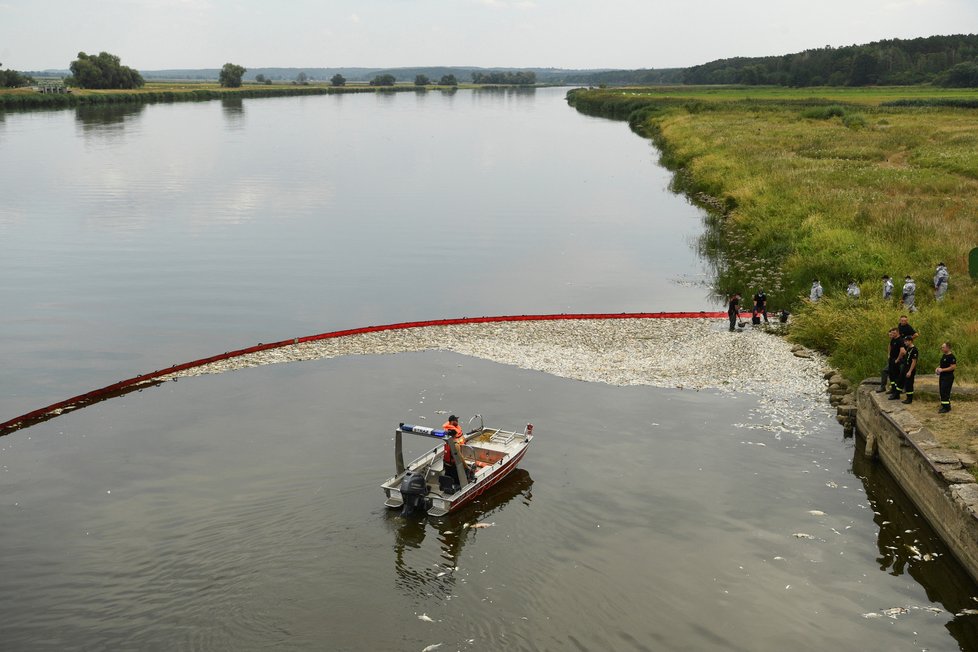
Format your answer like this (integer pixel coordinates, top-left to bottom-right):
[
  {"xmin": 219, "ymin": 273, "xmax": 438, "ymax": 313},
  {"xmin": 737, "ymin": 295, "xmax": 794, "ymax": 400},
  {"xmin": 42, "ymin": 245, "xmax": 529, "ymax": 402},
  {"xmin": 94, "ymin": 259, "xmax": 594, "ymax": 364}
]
[{"xmin": 856, "ymin": 381, "xmax": 978, "ymax": 584}]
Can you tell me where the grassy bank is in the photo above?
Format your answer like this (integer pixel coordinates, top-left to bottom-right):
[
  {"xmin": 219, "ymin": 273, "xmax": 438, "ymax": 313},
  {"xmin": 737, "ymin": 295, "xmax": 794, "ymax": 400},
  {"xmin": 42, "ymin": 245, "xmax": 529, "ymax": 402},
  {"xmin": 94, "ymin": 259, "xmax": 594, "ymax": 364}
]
[
  {"xmin": 0, "ymin": 81, "xmax": 455, "ymax": 110},
  {"xmin": 568, "ymin": 86, "xmax": 978, "ymax": 383}
]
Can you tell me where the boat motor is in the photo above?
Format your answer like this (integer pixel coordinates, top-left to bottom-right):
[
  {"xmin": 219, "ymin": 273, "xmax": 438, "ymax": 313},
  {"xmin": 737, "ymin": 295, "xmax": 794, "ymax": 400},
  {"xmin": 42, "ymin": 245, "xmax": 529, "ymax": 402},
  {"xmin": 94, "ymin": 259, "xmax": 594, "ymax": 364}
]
[{"xmin": 398, "ymin": 471, "xmax": 430, "ymax": 517}]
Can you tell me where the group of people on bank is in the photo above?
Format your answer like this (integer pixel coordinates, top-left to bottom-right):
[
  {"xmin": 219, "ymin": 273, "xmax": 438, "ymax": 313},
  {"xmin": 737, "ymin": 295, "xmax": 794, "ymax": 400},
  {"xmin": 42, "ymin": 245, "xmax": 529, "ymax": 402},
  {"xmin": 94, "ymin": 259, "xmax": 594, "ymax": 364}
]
[
  {"xmin": 879, "ymin": 316, "xmax": 957, "ymax": 413},
  {"xmin": 808, "ymin": 262, "xmax": 949, "ymax": 311},
  {"xmin": 726, "ymin": 289, "xmax": 788, "ymax": 331}
]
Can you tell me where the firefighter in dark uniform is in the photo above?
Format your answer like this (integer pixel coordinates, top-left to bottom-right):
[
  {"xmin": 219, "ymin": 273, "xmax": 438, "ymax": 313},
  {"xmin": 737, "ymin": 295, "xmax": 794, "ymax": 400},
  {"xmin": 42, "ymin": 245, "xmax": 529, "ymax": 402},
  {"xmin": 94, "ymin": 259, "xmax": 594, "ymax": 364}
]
[
  {"xmin": 900, "ymin": 336, "xmax": 919, "ymax": 404},
  {"xmin": 752, "ymin": 290, "xmax": 768, "ymax": 324},
  {"xmin": 727, "ymin": 293, "xmax": 741, "ymax": 332},
  {"xmin": 936, "ymin": 342, "xmax": 957, "ymax": 413},
  {"xmin": 879, "ymin": 328, "xmax": 903, "ymax": 393}
]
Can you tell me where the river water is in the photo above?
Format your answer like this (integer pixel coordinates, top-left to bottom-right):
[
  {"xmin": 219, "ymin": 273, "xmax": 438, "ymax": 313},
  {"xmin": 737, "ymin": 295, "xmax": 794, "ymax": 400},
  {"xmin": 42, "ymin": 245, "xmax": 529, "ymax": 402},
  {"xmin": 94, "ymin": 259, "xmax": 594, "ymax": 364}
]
[{"xmin": 1, "ymin": 88, "xmax": 977, "ymax": 651}]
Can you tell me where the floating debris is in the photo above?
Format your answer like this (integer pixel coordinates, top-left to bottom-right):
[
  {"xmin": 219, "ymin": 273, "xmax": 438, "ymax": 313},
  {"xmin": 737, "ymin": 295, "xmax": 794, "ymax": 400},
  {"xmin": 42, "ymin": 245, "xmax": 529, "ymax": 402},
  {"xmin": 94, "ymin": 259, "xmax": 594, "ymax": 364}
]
[
  {"xmin": 418, "ymin": 613, "xmax": 434, "ymax": 623},
  {"xmin": 808, "ymin": 510, "xmax": 826, "ymax": 516},
  {"xmin": 882, "ymin": 607, "xmax": 909, "ymax": 619},
  {"xmin": 793, "ymin": 533, "xmax": 815, "ymax": 539},
  {"xmin": 157, "ymin": 319, "xmax": 829, "ymax": 437},
  {"xmin": 421, "ymin": 644, "xmax": 443, "ymax": 652},
  {"xmin": 956, "ymin": 609, "xmax": 978, "ymax": 617}
]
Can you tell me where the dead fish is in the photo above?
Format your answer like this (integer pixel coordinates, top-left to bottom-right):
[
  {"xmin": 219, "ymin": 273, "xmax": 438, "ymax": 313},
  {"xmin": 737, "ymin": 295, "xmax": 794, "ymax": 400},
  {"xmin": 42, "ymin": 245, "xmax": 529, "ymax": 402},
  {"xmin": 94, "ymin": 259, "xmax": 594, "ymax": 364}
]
[
  {"xmin": 883, "ymin": 607, "xmax": 908, "ymax": 618},
  {"xmin": 956, "ymin": 609, "xmax": 978, "ymax": 616},
  {"xmin": 421, "ymin": 644, "xmax": 443, "ymax": 652},
  {"xmin": 862, "ymin": 612, "xmax": 882, "ymax": 619},
  {"xmin": 435, "ymin": 410, "xmax": 448, "ymax": 414},
  {"xmin": 418, "ymin": 613, "xmax": 435, "ymax": 622},
  {"xmin": 808, "ymin": 510, "xmax": 826, "ymax": 516},
  {"xmin": 826, "ymin": 481, "xmax": 838, "ymax": 488},
  {"xmin": 470, "ymin": 522, "xmax": 495, "ymax": 529},
  {"xmin": 793, "ymin": 533, "xmax": 815, "ymax": 539}
]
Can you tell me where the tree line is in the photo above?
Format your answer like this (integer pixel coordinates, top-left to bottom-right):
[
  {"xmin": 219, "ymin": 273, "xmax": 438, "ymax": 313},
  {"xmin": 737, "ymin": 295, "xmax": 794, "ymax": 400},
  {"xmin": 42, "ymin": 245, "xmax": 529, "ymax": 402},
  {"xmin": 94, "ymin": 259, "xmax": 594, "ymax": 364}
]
[
  {"xmin": 1, "ymin": 63, "xmax": 34, "ymax": 87},
  {"xmin": 681, "ymin": 34, "xmax": 978, "ymax": 87},
  {"xmin": 470, "ymin": 71, "xmax": 536, "ymax": 85}
]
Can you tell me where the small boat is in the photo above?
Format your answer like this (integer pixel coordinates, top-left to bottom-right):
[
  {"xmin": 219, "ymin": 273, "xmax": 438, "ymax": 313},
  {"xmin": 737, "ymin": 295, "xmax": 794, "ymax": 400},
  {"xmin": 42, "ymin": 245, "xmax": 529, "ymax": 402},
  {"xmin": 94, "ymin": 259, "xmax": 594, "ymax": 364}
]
[{"xmin": 381, "ymin": 415, "xmax": 533, "ymax": 518}]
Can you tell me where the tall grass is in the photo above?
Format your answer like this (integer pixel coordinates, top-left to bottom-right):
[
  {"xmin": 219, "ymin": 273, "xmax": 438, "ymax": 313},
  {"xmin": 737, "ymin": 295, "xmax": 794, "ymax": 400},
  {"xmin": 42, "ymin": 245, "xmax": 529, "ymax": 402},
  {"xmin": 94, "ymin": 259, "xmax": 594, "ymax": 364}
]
[{"xmin": 568, "ymin": 87, "xmax": 978, "ymax": 382}]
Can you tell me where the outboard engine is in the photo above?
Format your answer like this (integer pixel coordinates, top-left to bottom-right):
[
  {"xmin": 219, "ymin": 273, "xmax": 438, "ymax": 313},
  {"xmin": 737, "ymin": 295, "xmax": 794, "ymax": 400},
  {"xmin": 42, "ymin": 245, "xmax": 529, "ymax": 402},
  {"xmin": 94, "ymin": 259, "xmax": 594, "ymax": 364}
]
[{"xmin": 399, "ymin": 471, "xmax": 429, "ymax": 517}]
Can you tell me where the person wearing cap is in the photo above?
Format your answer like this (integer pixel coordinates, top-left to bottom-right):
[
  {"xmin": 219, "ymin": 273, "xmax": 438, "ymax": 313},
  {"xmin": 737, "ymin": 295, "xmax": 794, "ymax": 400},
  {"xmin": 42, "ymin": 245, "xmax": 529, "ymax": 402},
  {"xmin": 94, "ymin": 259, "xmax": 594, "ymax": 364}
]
[
  {"xmin": 442, "ymin": 415, "xmax": 466, "ymax": 485},
  {"xmin": 901, "ymin": 276, "xmax": 916, "ymax": 313}
]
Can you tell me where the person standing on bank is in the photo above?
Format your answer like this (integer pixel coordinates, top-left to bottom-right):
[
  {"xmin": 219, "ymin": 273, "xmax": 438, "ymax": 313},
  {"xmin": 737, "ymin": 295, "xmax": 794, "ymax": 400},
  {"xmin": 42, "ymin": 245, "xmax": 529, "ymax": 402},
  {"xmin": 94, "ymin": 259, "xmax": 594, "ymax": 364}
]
[
  {"xmin": 897, "ymin": 314, "xmax": 919, "ymax": 342},
  {"xmin": 727, "ymin": 293, "xmax": 741, "ymax": 332},
  {"xmin": 846, "ymin": 280, "xmax": 860, "ymax": 299},
  {"xmin": 934, "ymin": 262, "xmax": 949, "ymax": 302},
  {"xmin": 901, "ymin": 275, "xmax": 917, "ymax": 313},
  {"xmin": 879, "ymin": 327, "xmax": 903, "ymax": 393},
  {"xmin": 752, "ymin": 289, "xmax": 768, "ymax": 323},
  {"xmin": 882, "ymin": 275, "xmax": 894, "ymax": 301},
  {"xmin": 900, "ymin": 336, "xmax": 919, "ymax": 404},
  {"xmin": 936, "ymin": 342, "xmax": 957, "ymax": 413},
  {"xmin": 810, "ymin": 278, "xmax": 823, "ymax": 302}
]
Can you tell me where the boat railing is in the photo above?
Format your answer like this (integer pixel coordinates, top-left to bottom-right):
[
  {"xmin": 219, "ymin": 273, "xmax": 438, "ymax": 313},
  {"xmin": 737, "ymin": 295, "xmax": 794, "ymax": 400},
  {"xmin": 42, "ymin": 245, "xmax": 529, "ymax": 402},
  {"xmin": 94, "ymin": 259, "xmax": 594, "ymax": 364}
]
[{"xmin": 488, "ymin": 430, "xmax": 517, "ymax": 445}]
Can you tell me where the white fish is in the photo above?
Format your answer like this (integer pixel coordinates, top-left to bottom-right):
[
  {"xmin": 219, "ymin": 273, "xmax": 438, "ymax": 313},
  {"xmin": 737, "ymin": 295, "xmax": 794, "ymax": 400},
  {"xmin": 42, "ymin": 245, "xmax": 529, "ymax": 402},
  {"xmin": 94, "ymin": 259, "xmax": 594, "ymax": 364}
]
[
  {"xmin": 862, "ymin": 612, "xmax": 882, "ymax": 619},
  {"xmin": 421, "ymin": 644, "xmax": 443, "ymax": 652},
  {"xmin": 469, "ymin": 522, "xmax": 495, "ymax": 529},
  {"xmin": 418, "ymin": 613, "xmax": 435, "ymax": 622},
  {"xmin": 883, "ymin": 607, "xmax": 908, "ymax": 618},
  {"xmin": 957, "ymin": 609, "xmax": 978, "ymax": 616},
  {"xmin": 826, "ymin": 481, "xmax": 838, "ymax": 488},
  {"xmin": 808, "ymin": 510, "xmax": 826, "ymax": 516},
  {"xmin": 793, "ymin": 533, "xmax": 815, "ymax": 539},
  {"xmin": 435, "ymin": 410, "xmax": 448, "ymax": 414}
]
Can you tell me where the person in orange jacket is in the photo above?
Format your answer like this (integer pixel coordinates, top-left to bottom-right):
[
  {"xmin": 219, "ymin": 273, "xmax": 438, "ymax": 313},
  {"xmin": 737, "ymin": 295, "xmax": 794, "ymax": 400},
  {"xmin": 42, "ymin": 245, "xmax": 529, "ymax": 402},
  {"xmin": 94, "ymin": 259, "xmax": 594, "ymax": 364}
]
[{"xmin": 442, "ymin": 415, "xmax": 466, "ymax": 485}]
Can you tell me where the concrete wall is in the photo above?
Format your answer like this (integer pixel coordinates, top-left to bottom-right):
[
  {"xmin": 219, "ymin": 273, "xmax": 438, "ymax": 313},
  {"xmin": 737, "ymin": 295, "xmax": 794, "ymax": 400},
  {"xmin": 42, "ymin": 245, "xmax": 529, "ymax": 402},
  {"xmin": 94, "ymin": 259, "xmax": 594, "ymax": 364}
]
[{"xmin": 856, "ymin": 380, "xmax": 978, "ymax": 584}]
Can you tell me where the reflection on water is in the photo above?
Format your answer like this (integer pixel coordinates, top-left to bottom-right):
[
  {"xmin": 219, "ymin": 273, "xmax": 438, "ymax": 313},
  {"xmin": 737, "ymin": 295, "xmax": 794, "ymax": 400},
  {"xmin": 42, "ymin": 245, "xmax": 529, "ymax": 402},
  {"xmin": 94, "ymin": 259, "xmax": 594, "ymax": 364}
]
[
  {"xmin": 389, "ymin": 468, "xmax": 533, "ymax": 598},
  {"xmin": 852, "ymin": 440, "xmax": 978, "ymax": 649},
  {"xmin": 74, "ymin": 103, "xmax": 145, "ymax": 140},
  {"xmin": 220, "ymin": 96, "xmax": 245, "ymax": 129}
]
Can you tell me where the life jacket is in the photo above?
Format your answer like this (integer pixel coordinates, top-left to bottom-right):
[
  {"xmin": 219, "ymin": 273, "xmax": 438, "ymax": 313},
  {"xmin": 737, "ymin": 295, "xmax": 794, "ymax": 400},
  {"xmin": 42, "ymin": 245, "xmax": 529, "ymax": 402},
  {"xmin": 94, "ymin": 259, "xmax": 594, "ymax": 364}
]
[{"xmin": 442, "ymin": 422, "xmax": 464, "ymax": 464}]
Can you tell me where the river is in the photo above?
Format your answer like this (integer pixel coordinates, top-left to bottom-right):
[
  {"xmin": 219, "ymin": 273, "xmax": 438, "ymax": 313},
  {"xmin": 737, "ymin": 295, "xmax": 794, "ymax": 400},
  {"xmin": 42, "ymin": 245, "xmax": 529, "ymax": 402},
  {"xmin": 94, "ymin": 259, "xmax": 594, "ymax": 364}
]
[{"xmin": 1, "ymin": 87, "xmax": 976, "ymax": 650}]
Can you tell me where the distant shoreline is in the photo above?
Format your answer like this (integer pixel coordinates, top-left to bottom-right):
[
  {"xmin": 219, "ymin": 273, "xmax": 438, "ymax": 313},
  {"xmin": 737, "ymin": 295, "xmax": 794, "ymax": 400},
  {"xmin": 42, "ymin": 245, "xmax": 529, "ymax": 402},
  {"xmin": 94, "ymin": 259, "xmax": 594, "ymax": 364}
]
[{"xmin": 0, "ymin": 81, "xmax": 541, "ymax": 110}]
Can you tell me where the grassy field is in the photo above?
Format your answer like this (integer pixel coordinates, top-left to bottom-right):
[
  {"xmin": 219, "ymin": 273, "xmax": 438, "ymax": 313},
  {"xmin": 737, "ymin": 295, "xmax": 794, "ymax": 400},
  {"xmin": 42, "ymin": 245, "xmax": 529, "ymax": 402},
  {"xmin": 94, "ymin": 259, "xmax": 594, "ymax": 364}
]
[
  {"xmin": 568, "ymin": 86, "xmax": 978, "ymax": 384},
  {"xmin": 593, "ymin": 84, "xmax": 978, "ymax": 105}
]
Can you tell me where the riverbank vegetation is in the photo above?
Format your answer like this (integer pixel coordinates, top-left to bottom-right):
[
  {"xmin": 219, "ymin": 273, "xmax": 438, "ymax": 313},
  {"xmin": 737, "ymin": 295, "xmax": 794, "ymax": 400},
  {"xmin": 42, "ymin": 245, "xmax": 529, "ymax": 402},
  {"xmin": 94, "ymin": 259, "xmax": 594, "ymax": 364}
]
[
  {"xmin": 0, "ymin": 80, "xmax": 464, "ymax": 109},
  {"xmin": 567, "ymin": 85, "xmax": 978, "ymax": 383}
]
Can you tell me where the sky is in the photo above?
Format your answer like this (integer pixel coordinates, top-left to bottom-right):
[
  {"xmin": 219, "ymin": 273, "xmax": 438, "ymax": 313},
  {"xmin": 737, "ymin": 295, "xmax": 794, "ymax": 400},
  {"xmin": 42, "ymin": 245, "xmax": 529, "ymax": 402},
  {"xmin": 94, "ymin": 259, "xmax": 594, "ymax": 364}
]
[{"xmin": 1, "ymin": 0, "xmax": 976, "ymax": 72}]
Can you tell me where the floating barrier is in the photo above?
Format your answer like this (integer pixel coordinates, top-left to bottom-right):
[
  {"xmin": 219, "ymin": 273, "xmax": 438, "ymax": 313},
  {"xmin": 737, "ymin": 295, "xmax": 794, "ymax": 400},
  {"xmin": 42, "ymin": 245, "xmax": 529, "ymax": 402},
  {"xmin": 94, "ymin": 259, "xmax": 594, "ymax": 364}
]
[{"xmin": 0, "ymin": 311, "xmax": 726, "ymax": 436}]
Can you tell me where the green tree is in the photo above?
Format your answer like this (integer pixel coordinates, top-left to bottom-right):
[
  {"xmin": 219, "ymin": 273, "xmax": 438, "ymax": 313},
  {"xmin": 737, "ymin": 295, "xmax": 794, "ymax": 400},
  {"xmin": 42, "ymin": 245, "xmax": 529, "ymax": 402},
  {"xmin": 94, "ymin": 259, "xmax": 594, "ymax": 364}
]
[
  {"xmin": 296, "ymin": 71, "xmax": 308, "ymax": 85},
  {"xmin": 414, "ymin": 74, "xmax": 429, "ymax": 86},
  {"xmin": 68, "ymin": 51, "xmax": 144, "ymax": 89},
  {"xmin": 219, "ymin": 63, "xmax": 246, "ymax": 88},
  {"xmin": 438, "ymin": 74, "xmax": 458, "ymax": 86},
  {"xmin": 330, "ymin": 73, "xmax": 346, "ymax": 87},
  {"xmin": 936, "ymin": 61, "xmax": 978, "ymax": 87},
  {"xmin": 255, "ymin": 73, "xmax": 266, "ymax": 83},
  {"xmin": 370, "ymin": 74, "xmax": 396, "ymax": 86},
  {"xmin": 0, "ymin": 63, "xmax": 34, "ymax": 88}
]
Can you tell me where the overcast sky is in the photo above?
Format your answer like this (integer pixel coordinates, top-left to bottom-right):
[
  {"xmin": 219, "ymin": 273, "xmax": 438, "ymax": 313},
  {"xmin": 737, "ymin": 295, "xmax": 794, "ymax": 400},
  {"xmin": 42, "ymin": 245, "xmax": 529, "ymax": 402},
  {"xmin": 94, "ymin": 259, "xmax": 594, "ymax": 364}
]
[{"xmin": 2, "ymin": 0, "xmax": 976, "ymax": 71}]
